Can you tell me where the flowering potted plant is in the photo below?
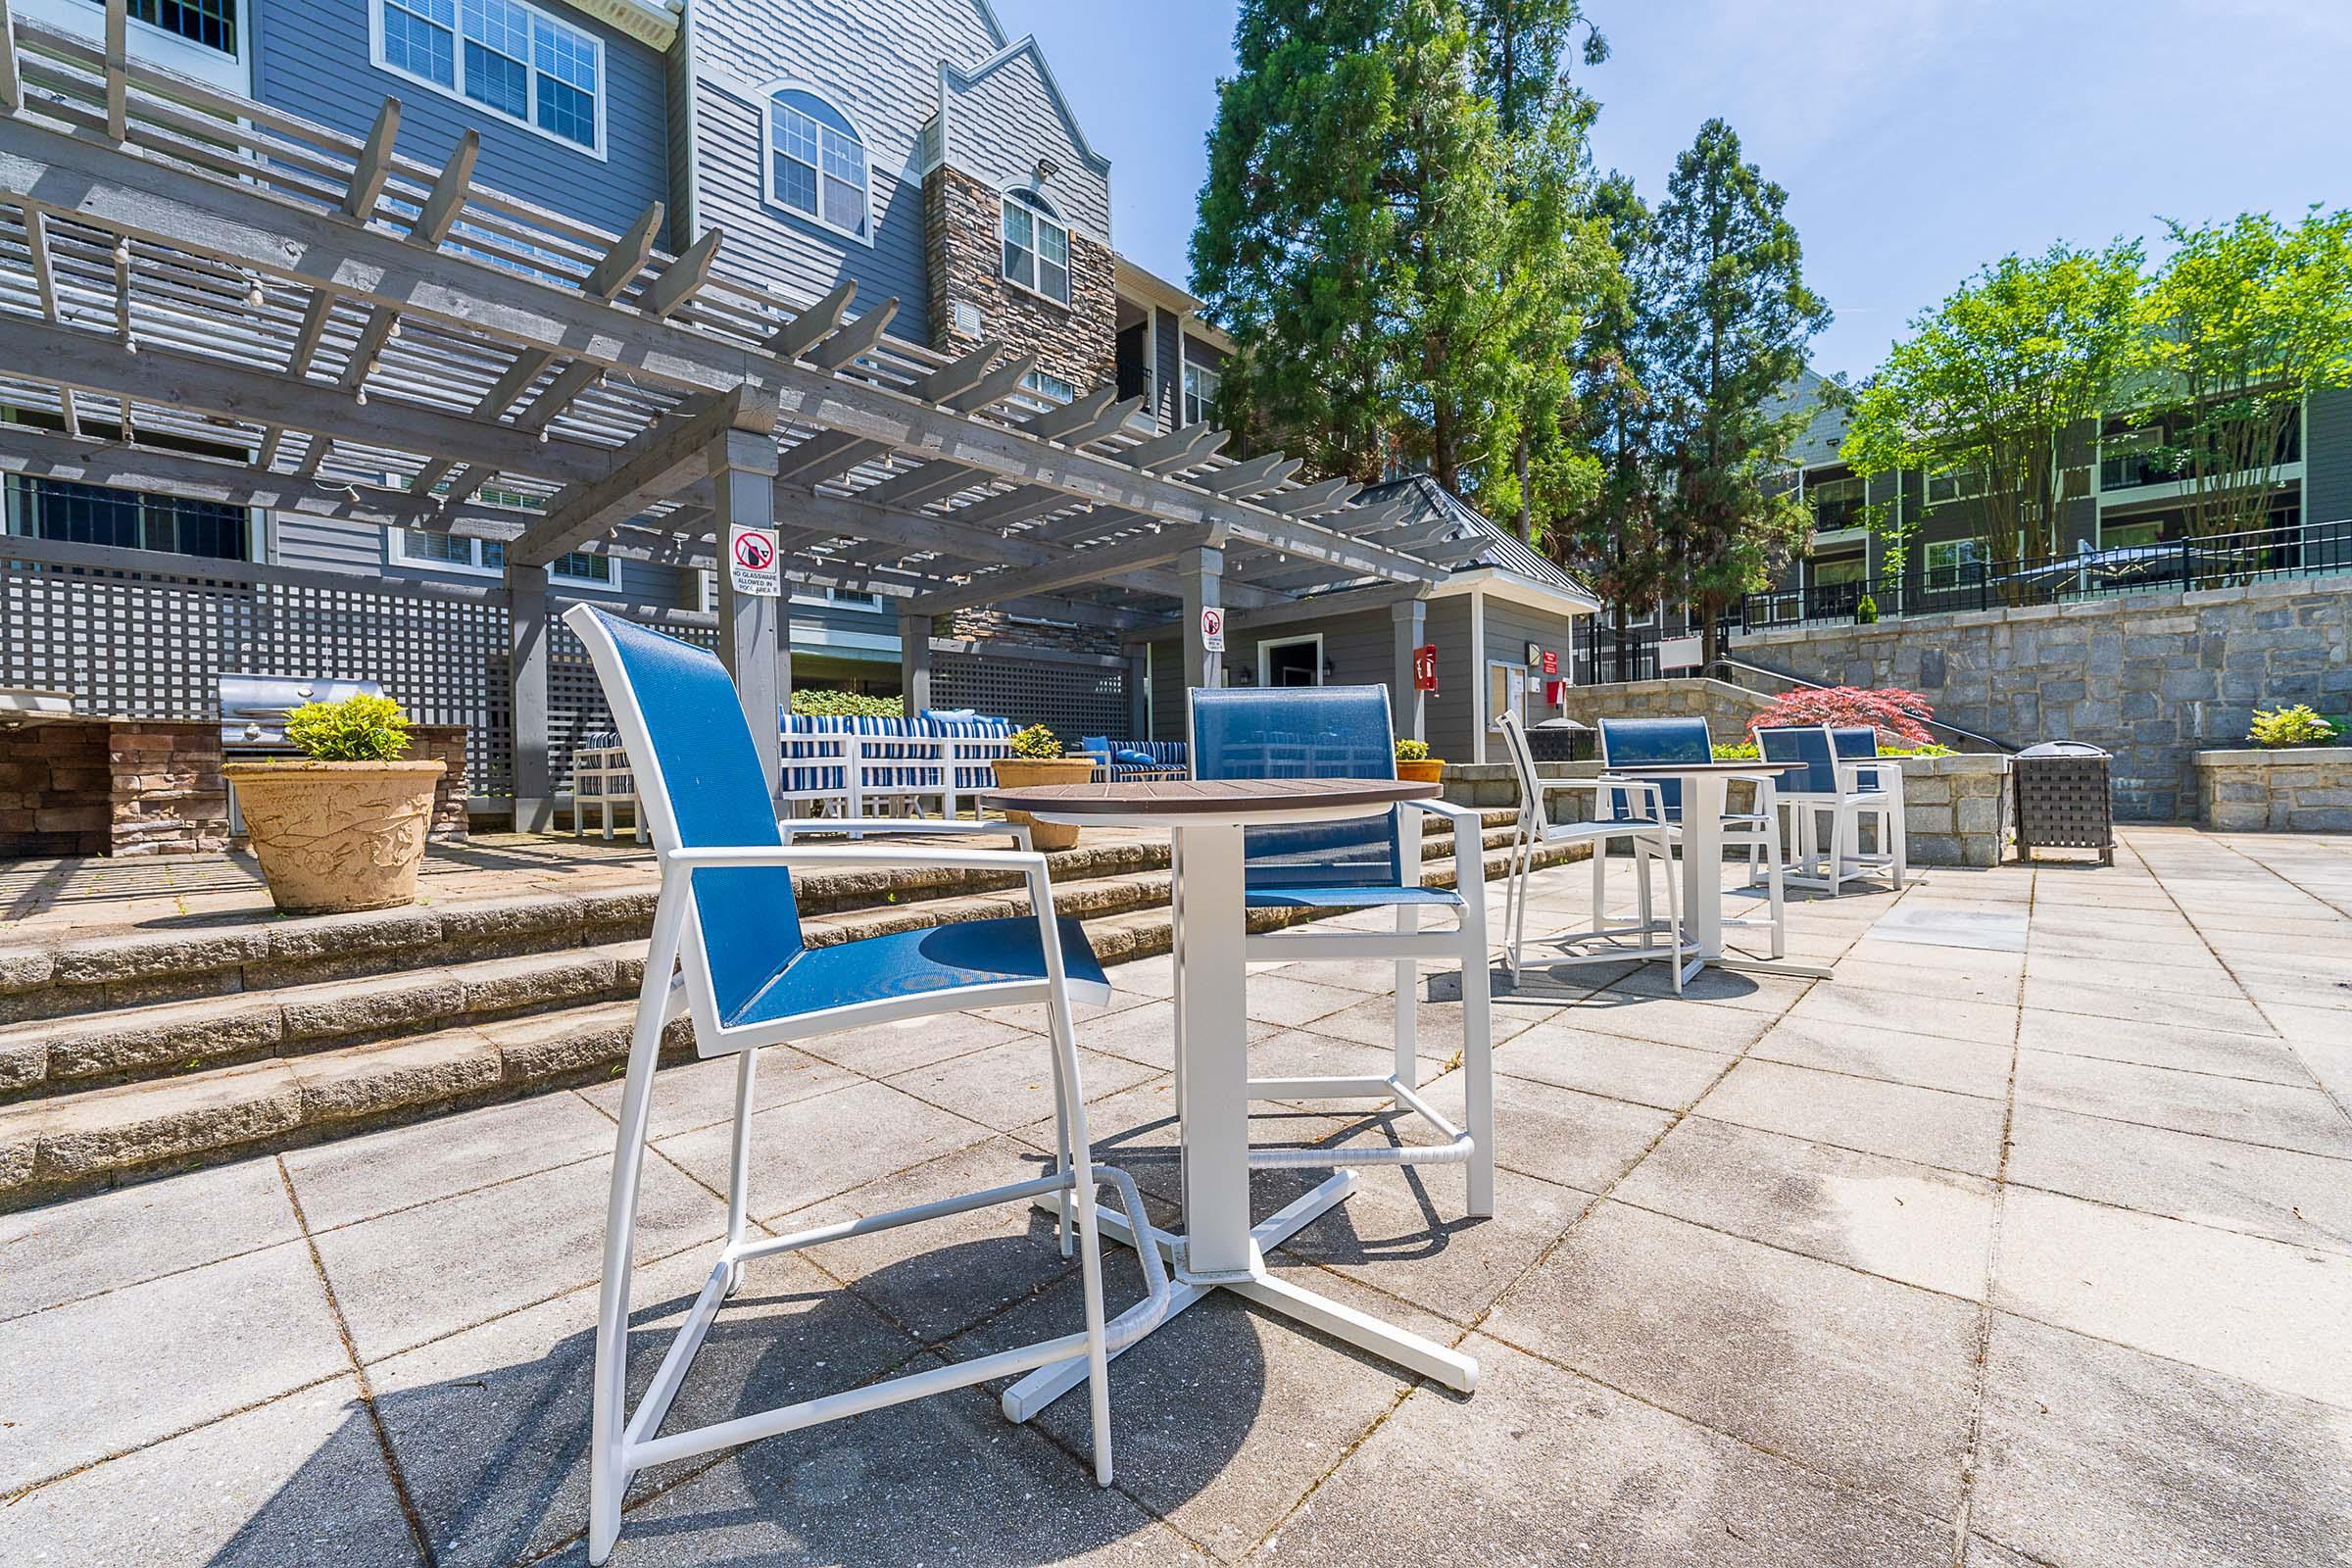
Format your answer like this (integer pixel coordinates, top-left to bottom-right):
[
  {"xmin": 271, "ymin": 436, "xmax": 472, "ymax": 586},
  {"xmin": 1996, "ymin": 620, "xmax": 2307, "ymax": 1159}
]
[
  {"xmin": 1394, "ymin": 736, "xmax": 1446, "ymax": 785},
  {"xmin": 222, "ymin": 693, "xmax": 445, "ymax": 913},
  {"xmin": 990, "ymin": 724, "xmax": 1094, "ymax": 850}
]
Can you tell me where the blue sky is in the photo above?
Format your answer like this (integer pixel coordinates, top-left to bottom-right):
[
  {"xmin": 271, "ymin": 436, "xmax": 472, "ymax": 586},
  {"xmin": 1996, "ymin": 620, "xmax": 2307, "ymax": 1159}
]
[{"xmin": 989, "ymin": 0, "xmax": 2349, "ymax": 379}]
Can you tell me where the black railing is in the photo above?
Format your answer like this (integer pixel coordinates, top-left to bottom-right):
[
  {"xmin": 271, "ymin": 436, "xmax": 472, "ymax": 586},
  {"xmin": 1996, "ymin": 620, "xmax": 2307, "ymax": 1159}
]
[
  {"xmin": 1577, "ymin": 621, "xmax": 1661, "ymax": 684},
  {"xmin": 1740, "ymin": 518, "xmax": 2352, "ymax": 632}
]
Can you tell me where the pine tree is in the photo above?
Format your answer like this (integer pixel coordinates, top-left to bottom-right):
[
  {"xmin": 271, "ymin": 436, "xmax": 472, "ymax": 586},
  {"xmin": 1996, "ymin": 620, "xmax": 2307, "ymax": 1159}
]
[
  {"xmin": 1192, "ymin": 0, "xmax": 1608, "ymax": 505},
  {"xmin": 1646, "ymin": 120, "xmax": 1830, "ymax": 662}
]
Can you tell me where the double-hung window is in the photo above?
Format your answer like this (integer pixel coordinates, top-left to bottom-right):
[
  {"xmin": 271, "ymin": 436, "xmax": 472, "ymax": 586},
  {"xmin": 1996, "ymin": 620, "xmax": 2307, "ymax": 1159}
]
[
  {"xmin": 377, "ymin": 0, "xmax": 604, "ymax": 154},
  {"xmin": 1181, "ymin": 359, "xmax": 1219, "ymax": 425},
  {"xmin": 1002, "ymin": 190, "xmax": 1069, "ymax": 305},
  {"xmin": 1923, "ymin": 537, "xmax": 1986, "ymax": 589},
  {"xmin": 767, "ymin": 88, "xmax": 870, "ymax": 241}
]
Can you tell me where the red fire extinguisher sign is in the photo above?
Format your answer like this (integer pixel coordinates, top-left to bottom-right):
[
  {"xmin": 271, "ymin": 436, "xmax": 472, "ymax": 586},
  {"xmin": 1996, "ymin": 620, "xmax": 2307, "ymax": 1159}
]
[{"xmin": 1412, "ymin": 644, "xmax": 1439, "ymax": 691}]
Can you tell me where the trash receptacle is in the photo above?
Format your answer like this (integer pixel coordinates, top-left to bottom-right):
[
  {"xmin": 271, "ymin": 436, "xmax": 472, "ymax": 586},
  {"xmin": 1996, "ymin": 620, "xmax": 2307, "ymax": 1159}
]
[
  {"xmin": 2013, "ymin": 741, "xmax": 2113, "ymax": 865},
  {"xmin": 1528, "ymin": 717, "xmax": 1591, "ymax": 763}
]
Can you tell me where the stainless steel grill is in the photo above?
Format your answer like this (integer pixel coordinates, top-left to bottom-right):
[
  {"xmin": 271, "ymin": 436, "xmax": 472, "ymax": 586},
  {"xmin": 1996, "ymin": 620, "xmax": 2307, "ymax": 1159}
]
[{"xmin": 218, "ymin": 673, "xmax": 387, "ymax": 754}]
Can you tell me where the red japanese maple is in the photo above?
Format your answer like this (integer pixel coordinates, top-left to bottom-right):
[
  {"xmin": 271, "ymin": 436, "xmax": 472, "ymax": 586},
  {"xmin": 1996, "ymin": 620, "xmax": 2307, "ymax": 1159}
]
[{"xmin": 1747, "ymin": 686, "xmax": 1938, "ymax": 748}]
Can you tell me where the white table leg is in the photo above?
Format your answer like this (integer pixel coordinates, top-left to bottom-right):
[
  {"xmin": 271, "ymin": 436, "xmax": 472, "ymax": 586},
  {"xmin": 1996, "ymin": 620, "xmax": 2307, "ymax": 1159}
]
[
  {"xmin": 1680, "ymin": 773, "xmax": 1728, "ymax": 980},
  {"xmin": 1171, "ymin": 823, "xmax": 1255, "ymax": 1282}
]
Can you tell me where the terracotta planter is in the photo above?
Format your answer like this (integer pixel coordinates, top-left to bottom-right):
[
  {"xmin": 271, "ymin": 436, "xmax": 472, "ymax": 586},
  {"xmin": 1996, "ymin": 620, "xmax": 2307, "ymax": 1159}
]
[
  {"xmin": 1396, "ymin": 759, "xmax": 1446, "ymax": 785},
  {"xmin": 223, "ymin": 760, "xmax": 446, "ymax": 914},
  {"xmin": 990, "ymin": 757, "xmax": 1096, "ymax": 851}
]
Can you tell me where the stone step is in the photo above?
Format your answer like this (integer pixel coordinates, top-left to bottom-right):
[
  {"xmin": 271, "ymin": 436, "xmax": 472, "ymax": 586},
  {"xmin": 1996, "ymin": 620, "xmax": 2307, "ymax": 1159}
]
[
  {"xmin": 0, "ymin": 830, "xmax": 1589, "ymax": 1208},
  {"xmin": 0, "ymin": 810, "xmax": 1526, "ymax": 1026}
]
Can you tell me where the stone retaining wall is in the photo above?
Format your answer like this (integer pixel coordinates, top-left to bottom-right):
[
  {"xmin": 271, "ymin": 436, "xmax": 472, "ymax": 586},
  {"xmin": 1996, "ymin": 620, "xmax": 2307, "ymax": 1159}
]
[
  {"xmin": 1442, "ymin": 752, "xmax": 2013, "ymax": 867},
  {"xmin": 1735, "ymin": 578, "xmax": 2352, "ymax": 821},
  {"xmin": 2195, "ymin": 748, "xmax": 2352, "ymax": 832},
  {"xmin": 1552, "ymin": 677, "xmax": 1774, "ymax": 739}
]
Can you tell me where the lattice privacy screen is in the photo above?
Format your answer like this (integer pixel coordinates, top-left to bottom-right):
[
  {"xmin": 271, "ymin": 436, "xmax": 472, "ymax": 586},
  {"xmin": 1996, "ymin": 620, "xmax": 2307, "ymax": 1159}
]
[
  {"xmin": 4, "ymin": 546, "xmax": 516, "ymax": 794},
  {"xmin": 934, "ymin": 648, "xmax": 1128, "ymax": 737},
  {"xmin": 547, "ymin": 612, "xmax": 718, "ymax": 790}
]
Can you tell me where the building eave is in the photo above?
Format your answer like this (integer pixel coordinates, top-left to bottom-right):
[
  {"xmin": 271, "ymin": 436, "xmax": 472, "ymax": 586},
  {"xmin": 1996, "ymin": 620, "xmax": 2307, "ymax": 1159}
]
[{"xmin": 553, "ymin": 0, "xmax": 679, "ymax": 50}]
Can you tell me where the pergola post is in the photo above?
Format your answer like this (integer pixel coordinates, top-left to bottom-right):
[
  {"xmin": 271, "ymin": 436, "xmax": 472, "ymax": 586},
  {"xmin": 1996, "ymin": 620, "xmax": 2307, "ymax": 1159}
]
[
  {"xmin": 898, "ymin": 608, "xmax": 933, "ymax": 714},
  {"xmin": 1391, "ymin": 597, "xmax": 1426, "ymax": 745},
  {"xmin": 507, "ymin": 565, "xmax": 553, "ymax": 831},
  {"xmin": 1127, "ymin": 644, "xmax": 1149, "ymax": 737},
  {"xmin": 711, "ymin": 426, "xmax": 785, "ymax": 795},
  {"xmin": 1180, "ymin": 547, "xmax": 1223, "ymax": 692}
]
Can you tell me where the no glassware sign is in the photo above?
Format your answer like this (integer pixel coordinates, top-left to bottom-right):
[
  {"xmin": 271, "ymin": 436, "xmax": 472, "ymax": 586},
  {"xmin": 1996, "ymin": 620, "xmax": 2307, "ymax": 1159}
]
[{"xmin": 728, "ymin": 523, "xmax": 781, "ymax": 598}]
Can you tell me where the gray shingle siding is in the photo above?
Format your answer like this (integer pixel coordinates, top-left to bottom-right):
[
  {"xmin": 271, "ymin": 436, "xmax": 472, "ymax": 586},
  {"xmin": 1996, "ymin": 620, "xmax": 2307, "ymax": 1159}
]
[
  {"xmin": 252, "ymin": 0, "xmax": 671, "ymax": 243},
  {"xmin": 943, "ymin": 46, "xmax": 1109, "ymax": 244}
]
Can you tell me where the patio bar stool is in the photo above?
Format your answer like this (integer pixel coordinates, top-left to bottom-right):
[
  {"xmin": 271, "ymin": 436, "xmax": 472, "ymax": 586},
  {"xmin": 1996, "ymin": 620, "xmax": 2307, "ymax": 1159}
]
[
  {"xmin": 565, "ymin": 607, "xmax": 1169, "ymax": 1566},
  {"xmin": 1596, "ymin": 716, "xmax": 1788, "ymax": 960},
  {"xmin": 1188, "ymin": 685, "xmax": 1499, "ymax": 1218},
  {"xmin": 1494, "ymin": 710, "xmax": 1686, "ymax": 989},
  {"xmin": 1757, "ymin": 722, "xmax": 1906, "ymax": 895}
]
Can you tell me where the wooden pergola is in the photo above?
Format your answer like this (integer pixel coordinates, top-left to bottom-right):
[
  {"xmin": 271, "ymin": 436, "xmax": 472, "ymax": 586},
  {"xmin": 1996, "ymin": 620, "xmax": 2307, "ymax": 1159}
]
[{"xmin": 0, "ymin": 2, "xmax": 1486, "ymax": 822}]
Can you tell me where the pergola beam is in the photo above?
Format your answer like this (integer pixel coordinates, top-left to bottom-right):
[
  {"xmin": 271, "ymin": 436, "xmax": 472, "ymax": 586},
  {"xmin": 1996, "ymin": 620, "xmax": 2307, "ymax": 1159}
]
[
  {"xmin": 408, "ymin": 129, "xmax": 478, "ymax": 247},
  {"xmin": 909, "ymin": 526, "xmax": 1220, "ymax": 615},
  {"xmin": 765, "ymin": 277, "xmax": 854, "ymax": 360},
  {"xmin": 0, "ymin": 116, "xmax": 1445, "ymax": 582},
  {"xmin": 0, "ymin": 316, "xmax": 607, "ymax": 483},
  {"xmin": 508, "ymin": 388, "xmax": 775, "ymax": 565},
  {"xmin": 643, "ymin": 225, "xmax": 719, "ymax": 318},
  {"xmin": 584, "ymin": 201, "xmax": 663, "ymax": 300},
  {"xmin": 341, "ymin": 98, "xmax": 401, "ymax": 222}
]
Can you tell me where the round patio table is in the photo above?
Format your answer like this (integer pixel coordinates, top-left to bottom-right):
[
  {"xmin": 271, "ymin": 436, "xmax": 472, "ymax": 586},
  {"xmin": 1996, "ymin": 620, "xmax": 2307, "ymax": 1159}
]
[
  {"xmin": 976, "ymin": 776, "xmax": 1479, "ymax": 1419},
  {"xmin": 1600, "ymin": 760, "xmax": 1831, "ymax": 982}
]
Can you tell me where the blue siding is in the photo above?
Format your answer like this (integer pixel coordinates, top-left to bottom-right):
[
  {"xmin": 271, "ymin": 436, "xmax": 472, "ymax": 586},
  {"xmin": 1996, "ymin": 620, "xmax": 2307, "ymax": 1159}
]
[
  {"xmin": 691, "ymin": 74, "xmax": 929, "ymax": 341},
  {"xmin": 252, "ymin": 0, "xmax": 672, "ymax": 243},
  {"xmin": 683, "ymin": 0, "xmax": 1013, "ymax": 346}
]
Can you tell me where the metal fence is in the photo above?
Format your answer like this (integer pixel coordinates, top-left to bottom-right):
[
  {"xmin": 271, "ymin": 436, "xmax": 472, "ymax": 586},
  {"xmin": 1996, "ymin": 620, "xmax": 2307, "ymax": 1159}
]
[
  {"xmin": 1740, "ymin": 518, "xmax": 2352, "ymax": 632},
  {"xmin": 1574, "ymin": 621, "xmax": 1661, "ymax": 685},
  {"xmin": 2, "ymin": 538, "xmax": 1129, "ymax": 800}
]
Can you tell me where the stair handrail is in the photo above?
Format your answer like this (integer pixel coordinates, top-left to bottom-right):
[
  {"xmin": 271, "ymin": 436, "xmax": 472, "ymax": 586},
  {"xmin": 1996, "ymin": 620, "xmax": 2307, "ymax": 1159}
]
[{"xmin": 1705, "ymin": 655, "xmax": 2019, "ymax": 756}]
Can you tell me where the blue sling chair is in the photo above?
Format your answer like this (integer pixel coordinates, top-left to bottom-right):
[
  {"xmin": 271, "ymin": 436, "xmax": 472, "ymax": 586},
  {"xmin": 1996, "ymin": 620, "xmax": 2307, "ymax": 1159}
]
[
  {"xmin": 566, "ymin": 608, "xmax": 1168, "ymax": 1566},
  {"xmin": 1595, "ymin": 715, "xmax": 1788, "ymax": 959},
  {"xmin": 1187, "ymin": 685, "xmax": 1496, "ymax": 1218},
  {"xmin": 1757, "ymin": 722, "xmax": 1909, "ymax": 894},
  {"xmin": 1494, "ymin": 710, "xmax": 1685, "ymax": 989}
]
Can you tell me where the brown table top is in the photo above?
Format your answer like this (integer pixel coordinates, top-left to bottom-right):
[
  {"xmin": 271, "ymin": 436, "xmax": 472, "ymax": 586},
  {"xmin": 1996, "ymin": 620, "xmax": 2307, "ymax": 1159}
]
[
  {"xmin": 1604, "ymin": 760, "xmax": 1811, "ymax": 775},
  {"xmin": 979, "ymin": 776, "xmax": 1439, "ymax": 817}
]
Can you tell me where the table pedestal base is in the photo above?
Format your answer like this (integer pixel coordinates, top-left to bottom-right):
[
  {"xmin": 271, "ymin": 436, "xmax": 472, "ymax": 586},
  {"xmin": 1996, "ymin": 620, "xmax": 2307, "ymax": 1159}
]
[{"xmin": 1002, "ymin": 1170, "xmax": 1479, "ymax": 1423}]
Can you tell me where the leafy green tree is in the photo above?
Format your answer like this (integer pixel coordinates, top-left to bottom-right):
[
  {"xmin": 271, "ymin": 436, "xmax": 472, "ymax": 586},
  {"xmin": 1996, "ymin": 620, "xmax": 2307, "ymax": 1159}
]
[
  {"xmin": 1645, "ymin": 120, "xmax": 1830, "ymax": 662},
  {"xmin": 1191, "ymin": 0, "xmax": 1400, "ymax": 480},
  {"xmin": 1558, "ymin": 172, "xmax": 1670, "ymax": 632},
  {"xmin": 1191, "ymin": 0, "xmax": 1614, "ymax": 521},
  {"xmin": 1194, "ymin": 0, "xmax": 1509, "ymax": 487},
  {"xmin": 1464, "ymin": 0, "xmax": 1613, "ymax": 541},
  {"xmin": 2137, "ymin": 208, "xmax": 2352, "ymax": 538},
  {"xmin": 1842, "ymin": 240, "xmax": 2143, "ymax": 579}
]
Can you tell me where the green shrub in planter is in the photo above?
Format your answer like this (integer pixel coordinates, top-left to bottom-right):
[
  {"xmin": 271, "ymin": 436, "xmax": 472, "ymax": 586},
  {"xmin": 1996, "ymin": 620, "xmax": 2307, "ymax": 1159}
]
[
  {"xmin": 2248, "ymin": 705, "xmax": 2339, "ymax": 748},
  {"xmin": 284, "ymin": 693, "xmax": 412, "ymax": 761},
  {"xmin": 1854, "ymin": 594, "xmax": 1880, "ymax": 624},
  {"xmin": 1009, "ymin": 723, "xmax": 1063, "ymax": 760}
]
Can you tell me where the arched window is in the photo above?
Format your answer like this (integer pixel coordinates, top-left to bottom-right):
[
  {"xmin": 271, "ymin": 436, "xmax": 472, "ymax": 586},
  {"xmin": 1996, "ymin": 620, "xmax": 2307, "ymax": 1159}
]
[
  {"xmin": 766, "ymin": 87, "xmax": 869, "ymax": 241},
  {"xmin": 1001, "ymin": 188, "xmax": 1069, "ymax": 305}
]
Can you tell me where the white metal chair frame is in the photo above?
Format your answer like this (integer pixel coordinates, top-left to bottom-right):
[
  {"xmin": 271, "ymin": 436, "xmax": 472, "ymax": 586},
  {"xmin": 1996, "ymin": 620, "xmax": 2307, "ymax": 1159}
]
[
  {"xmin": 1494, "ymin": 710, "xmax": 1686, "ymax": 990},
  {"xmin": 570, "ymin": 740, "xmax": 647, "ymax": 843},
  {"xmin": 1763, "ymin": 724, "xmax": 1910, "ymax": 896},
  {"xmin": 1186, "ymin": 686, "xmax": 1499, "ymax": 1219},
  {"xmin": 1592, "ymin": 721, "xmax": 1789, "ymax": 962},
  {"xmin": 568, "ymin": 609, "xmax": 1169, "ymax": 1566}
]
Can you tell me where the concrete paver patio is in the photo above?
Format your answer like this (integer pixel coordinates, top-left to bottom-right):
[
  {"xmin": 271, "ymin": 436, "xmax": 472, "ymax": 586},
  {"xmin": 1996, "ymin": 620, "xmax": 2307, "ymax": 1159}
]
[{"xmin": 4, "ymin": 825, "xmax": 2350, "ymax": 1566}]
